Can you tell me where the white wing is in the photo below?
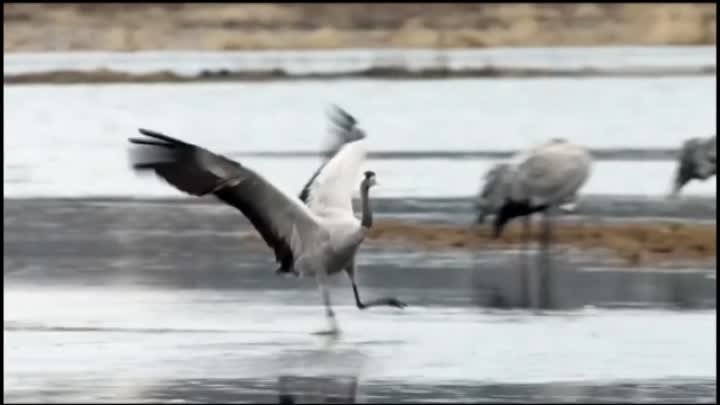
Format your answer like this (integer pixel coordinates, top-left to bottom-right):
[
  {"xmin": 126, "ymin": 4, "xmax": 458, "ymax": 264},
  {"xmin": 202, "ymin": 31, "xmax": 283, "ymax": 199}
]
[
  {"xmin": 303, "ymin": 139, "xmax": 367, "ymax": 218},
  {"xmin": 300, "ymin": 106, "xmax": 368, "ymax": 219}
]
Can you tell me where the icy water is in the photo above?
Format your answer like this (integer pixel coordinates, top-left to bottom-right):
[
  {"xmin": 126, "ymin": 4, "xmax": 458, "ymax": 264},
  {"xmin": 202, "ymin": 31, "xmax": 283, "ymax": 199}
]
[
  {"xmin": 3, "ymin": 76, "xmax": 717, "ymax": 198},
  {"xmin": 3, "ymin": 199, "xmax": 717, "ymax": 403},
  {"xmin": 3, "ymin": 67, "xmax": 717, "ymax": 402},
  {"xmin": 4, "ymin": 288, "xmax": 716, "ymax": 403}
]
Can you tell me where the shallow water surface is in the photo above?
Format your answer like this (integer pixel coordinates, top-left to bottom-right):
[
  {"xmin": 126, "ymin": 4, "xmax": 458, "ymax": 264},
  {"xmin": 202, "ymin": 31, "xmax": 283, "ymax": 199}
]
[
  {"xmin": 3, "ymin": 287, "xmax": 716, "ymax": 403},
  {"xmin": 3, "ymin": 76, "xmax": 716, "ymax": 198},
  {"xmin": 3, "ymin": 198, "xmax": 717, "ymax": 403},
  {"xmin": 3, "ymin": 67, "xmax": 717, "ymax": 402}
]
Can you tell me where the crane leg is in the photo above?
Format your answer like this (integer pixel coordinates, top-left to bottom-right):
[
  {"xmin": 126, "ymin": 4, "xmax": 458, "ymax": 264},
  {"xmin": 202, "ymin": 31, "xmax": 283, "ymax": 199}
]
[
  {"xmin": 520, "ymin": 215, "xmax": 531, "ymax": 309},
  {"xmin": 313, "ymin": 270, "xmax": 340, "ymax": 336},
  {"xmin": 351, "ymin": 281, "xmax": 407, "ymax": 309},
  {"xmin": 538, "ymin": 208, "xmax": 554, "ymax": 310},
  {"xmin": 345, "ymin": 261, "xmax": 407, "ymax": 310}
]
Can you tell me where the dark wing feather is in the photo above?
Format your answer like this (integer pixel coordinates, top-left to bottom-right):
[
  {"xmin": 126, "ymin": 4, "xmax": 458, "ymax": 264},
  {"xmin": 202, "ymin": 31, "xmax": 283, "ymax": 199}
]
[
  {"xmin": 129, "ymin": 128, "xmax": 305, "ymax": 272},
  {"xmin": 214, "ymin": 183, "xmax": 295, "ymax": 273},
  {"xmin": 129, "ymin": 128, "xmax": 239, "ymax": 196},
  {"xmin": 299, "ymin": 105, "xmax": 366, "ymax": 203}
]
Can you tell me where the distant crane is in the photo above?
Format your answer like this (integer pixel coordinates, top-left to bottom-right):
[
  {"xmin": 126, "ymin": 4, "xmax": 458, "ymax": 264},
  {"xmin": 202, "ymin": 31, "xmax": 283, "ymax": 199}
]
[
  {"xmin": 475, "ymin": 139, "xmax": 593, "ymax": 309},
  {"xmin": 669, "ymin": 134, "xmax": 716, "ymax": 197}
]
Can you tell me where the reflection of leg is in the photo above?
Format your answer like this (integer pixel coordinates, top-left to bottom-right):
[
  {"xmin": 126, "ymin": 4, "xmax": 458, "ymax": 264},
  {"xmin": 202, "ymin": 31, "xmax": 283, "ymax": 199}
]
[
  {"xmin": 277, "ymin": 376, "xmax": 295, "ymax": 405},
  {"xmin": 323, "ymin": 285, "xmax": 339, "ymax": 333},
  {"xmin": 520, "ymin": 216, "xmax": 531, "ymax": 308},
  {"xmin": 538, "ymin": 209, "xmax": 553, "ymax": 310},
  {"xmin": 278, "ymin": 393, "xmax": 295, "ymax": 404},
  {"xmin": 343, "ymin": 377, "xmax": 359, "ymax": 403}
]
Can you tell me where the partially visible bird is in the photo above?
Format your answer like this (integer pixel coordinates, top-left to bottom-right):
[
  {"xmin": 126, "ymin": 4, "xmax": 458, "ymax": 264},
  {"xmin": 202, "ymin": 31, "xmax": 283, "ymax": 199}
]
[
  {"xmin": 475, "ymin": 160, "xmax": 580, "ymax": 226},
  {"xmin": 669, "ymin": 134, "xmax": 716, "ymax": 197},
  {"xmin": 492, "ymin": 139, "xmax": 592, "ymax": 237}
]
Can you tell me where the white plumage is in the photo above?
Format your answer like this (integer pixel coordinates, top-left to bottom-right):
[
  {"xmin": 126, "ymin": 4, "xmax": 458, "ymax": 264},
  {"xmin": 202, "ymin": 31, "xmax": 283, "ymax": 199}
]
[
  {"xmin": 475, "ymin": 138, "xmax": 592, "ymax": 233},
  {"xmin": 509, "ymin": 140, "xmax": 592, "ymax": 208},
  {"xmin": 303, "ymin": 139, "xmax": 368, "ymax": 219}
]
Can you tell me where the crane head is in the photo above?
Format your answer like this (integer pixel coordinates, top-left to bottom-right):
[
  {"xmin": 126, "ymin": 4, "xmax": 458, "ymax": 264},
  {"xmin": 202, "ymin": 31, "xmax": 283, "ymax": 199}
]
[{"xmin": 492, "ymin": 200, "xmax": 549, "ymax": 238}]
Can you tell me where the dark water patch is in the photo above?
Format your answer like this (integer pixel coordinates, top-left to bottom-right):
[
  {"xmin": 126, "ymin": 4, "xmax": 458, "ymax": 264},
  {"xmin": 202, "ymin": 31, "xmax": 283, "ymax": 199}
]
[
  {"xmin": 5, "ymin": 65, "xmax": 715, "ymax": 85},
  {"xmin": 226, "ymin": 148, "xmax": 685, "ymax": 161},
  {"xmin": 136, "ymin": 377, "xmax": 717, "ymax": 403},
  {"xmin": 3, "ymin": 198, "xmax": 716, "ymax": 310},
  {"xmin": 4, "ymin": 195, "xmax": 717, "ymax": 224},
  {"xmin": 3, "ymin": 321, "xmax": 237, "ymax": 334}
]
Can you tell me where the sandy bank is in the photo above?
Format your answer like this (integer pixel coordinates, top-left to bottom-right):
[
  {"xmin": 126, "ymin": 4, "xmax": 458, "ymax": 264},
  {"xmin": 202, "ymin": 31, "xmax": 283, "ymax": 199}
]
[
  {"xmin": 235, "ymin": 220, "xmax": 717, "ymax": 266},
  {"xmin": 4, "ymin": 4, "xmax": 716, "ymax": 52}
]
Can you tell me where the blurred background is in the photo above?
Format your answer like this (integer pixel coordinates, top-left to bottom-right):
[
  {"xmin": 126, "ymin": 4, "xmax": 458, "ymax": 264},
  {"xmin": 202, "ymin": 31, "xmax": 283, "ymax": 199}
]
[
  {"xmin": 3, "ymin": 3, "xmax": 717, "ymax": 404},
  {"xmin": 4, "ymin": 3, "xmax": 717, "ymax": 51}
]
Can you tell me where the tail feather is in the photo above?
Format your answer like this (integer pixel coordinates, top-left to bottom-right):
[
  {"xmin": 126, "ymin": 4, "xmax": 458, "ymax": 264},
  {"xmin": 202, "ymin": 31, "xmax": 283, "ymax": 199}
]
[
  {"xmin": 132, "ymin": 162, "xmax": 168, "ymax": 170},
  {"xmin": 128, "ymin": 138, "xmax": 174, "ymax": 147},
  {"xmin": 137, "ymin": 128, "xmax": 188, "ymax": 145},
  {"xmin": 328, "ymin": 104, "xmax": 357, "ymax": 131},
  {"xmin": 129, "ymin": 128, "xmax": 196, "ymax": 167}
]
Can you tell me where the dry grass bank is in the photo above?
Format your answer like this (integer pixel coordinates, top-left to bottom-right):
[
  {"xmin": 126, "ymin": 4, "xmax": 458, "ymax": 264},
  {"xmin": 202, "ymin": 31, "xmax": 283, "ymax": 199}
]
[
  {"xmin": 367, "ymin": 221, "xmax": 716, "ymax": 266},
  {"xmin": 4, "ymin": 3, "xmax": 716, "ymax": 52},
  {"xmin": 237, "ymin": 220, "xmax": 717, "ymax": 267}
]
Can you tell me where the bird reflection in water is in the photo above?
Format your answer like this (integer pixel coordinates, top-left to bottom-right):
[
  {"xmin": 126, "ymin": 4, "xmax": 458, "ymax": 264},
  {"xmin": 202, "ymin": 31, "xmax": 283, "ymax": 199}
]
[
  {"xmin": 277, "ymin": 375, "xmax": 359, "ymax": 404},
  {"xmin": 271, "ymin": 335, "xmax": 366, "ymax": 404}
]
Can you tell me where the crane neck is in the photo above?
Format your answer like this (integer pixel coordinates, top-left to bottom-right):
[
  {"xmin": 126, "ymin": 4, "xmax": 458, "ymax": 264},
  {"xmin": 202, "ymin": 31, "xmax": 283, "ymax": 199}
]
[{"xmin": 360, "ymin": 184, "xmax": 373, "ymax": 229}]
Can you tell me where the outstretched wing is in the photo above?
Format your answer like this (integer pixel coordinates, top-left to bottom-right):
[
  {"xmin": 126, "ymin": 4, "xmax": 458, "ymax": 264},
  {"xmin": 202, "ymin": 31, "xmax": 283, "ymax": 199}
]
[
  {"xmin": 128, "ymin": 128, "xmax": 325, "ymax": 272},
  {"xmin": 298, "ymin": 105, "xmax": 368, "ymax": 218}
]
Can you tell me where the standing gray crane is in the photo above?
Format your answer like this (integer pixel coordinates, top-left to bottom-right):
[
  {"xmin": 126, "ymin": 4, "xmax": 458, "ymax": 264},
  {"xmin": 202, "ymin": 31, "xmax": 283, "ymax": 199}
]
[
  {"xmin": 127, "ymin": 116, "xmax": 405, "ymax": 336},
  {"xmin": 669, "ymin": 134, "xmax": 716, "ymax": 197},
  {"xmin": 475, "ymin": 163, "xmax": 582, "ymax": 226},
  {"xmin": 475, "ymin": 138, "xmax": 592, "ymax": 309}
]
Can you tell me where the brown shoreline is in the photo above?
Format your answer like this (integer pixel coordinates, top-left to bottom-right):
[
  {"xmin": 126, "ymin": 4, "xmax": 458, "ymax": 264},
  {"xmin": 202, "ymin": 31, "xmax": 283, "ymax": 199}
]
[
  {"xmin": 236, "ymin": 220, "xmax": 717, "ymax": 267},
  {"xmin": 4, "ymin": 4, "xmax": 715, "ymax": 52},
  {"xmin": 4, "ymin": 65, "xmax": 716, "ymax": 85}
]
